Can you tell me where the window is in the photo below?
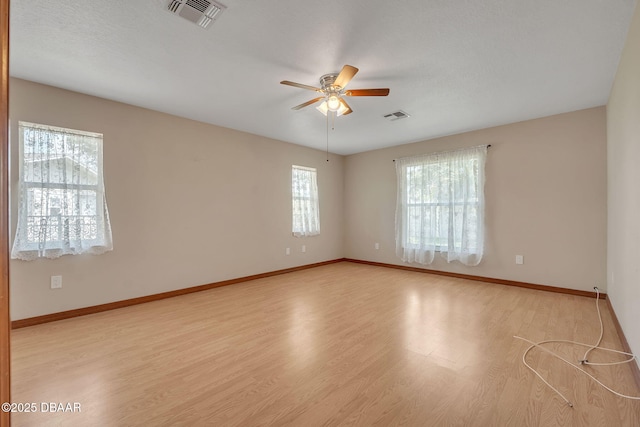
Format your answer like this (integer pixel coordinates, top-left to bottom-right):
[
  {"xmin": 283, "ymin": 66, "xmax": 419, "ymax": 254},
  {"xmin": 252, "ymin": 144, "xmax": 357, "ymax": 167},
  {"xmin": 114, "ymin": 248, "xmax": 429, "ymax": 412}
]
[
  {"xmin": 11, "ymin": 122, "xmax": 113, "ymax": 260},
  {"xmin": 395, "ymin": 145, "xmax": 487, "ymax": 266},
  {"xmin": 292, "ymin": 165, "xmax": 320, "ymax": 237}
]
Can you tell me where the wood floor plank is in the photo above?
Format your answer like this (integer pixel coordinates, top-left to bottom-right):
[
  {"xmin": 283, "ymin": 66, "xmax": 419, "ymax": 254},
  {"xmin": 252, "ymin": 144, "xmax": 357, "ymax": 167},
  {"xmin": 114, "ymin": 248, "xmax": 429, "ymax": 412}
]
[{"xmin": 10, "ymin": 262, "xmax": 640, "ymax": 426}]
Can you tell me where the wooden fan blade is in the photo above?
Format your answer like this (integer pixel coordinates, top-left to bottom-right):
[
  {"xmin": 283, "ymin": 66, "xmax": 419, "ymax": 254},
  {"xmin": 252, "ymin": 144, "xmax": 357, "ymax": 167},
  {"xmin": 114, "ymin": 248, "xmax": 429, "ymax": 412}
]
[
  {"xmin": 345, "ymin": 88, "xmax": 390, "ymax": 96},
  {"xmin": 292, "ymin": 97, "xmax": 324, "ymax": 110},
  {"xmin": 280, "ymin": 81, "xmax": 322, "ymax": 92},
  {"xmin": 339, "ymin": 98, "xmax": 353, "ymax": 115},
  {"xmin": 334, "ymin": 65, "xmax": 359, "ymax": 89}
]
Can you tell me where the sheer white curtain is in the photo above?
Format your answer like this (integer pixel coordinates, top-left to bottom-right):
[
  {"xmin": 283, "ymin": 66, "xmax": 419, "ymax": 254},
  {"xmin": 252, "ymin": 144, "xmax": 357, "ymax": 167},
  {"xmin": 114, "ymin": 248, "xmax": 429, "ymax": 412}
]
[
  {"xmin": 292, "ymin": 165, "xmax": 320, "ymax": 237},
  {"xmin": 11, "ymin": 122, "xmax": 113, "ymax": 260},
  {"xmin": 395, "ymin": 145, "xmax": 487, "ymax": 266}
]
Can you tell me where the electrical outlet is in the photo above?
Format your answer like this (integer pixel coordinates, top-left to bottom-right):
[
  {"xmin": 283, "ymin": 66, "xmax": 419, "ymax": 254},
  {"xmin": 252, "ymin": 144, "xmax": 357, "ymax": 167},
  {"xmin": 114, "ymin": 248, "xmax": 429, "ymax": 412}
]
[
  {"xmin": 301, "ymin": 245, "xmax": 306, "ymax": 253},
  {"xmin": 50, "ymin": 275, "xmax": 62, "ymax": 289},
  {"xmin": 375, "ymin": 243, "xmax": 380, "ymax": 250},
  {"xmin": 515, "ymin": 255, "xmax": 524, "ymax": 265},
  {"xmin": 285, "ymin": 247, "xmax": 291, "ymax": 255}
]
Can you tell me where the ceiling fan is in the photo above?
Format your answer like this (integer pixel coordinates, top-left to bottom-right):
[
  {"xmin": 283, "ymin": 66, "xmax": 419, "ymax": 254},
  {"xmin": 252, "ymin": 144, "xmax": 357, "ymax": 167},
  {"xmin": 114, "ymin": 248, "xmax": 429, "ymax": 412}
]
[{"xmin": 280, "ymin": 65, "xmax": 390, "ymax": 117}]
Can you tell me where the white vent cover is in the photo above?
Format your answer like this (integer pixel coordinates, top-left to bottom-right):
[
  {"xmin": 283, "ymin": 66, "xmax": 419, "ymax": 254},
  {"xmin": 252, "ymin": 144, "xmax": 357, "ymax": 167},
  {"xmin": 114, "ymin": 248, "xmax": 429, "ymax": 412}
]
[
  {"xmin": 167, "ymin": 0, "xmax": 226, "ymax": 29},
  {"xmin": 384, "ymin": 110, "xmax": 410, "ymax": 122}
]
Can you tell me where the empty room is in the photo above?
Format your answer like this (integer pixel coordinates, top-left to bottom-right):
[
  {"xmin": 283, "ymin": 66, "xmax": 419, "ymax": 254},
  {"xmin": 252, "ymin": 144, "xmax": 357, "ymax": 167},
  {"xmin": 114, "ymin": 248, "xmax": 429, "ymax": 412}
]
[{"xmin": 1, "ymin": 0, "xmax": 640, "ymax": 426}]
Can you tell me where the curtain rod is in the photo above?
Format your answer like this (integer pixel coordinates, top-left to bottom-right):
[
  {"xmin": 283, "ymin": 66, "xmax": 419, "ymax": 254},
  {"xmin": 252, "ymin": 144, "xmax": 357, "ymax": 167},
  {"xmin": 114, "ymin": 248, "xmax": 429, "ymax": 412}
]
[{"xmin": 392, "ymin": 144, "xmax": 491, "ymax": 162}]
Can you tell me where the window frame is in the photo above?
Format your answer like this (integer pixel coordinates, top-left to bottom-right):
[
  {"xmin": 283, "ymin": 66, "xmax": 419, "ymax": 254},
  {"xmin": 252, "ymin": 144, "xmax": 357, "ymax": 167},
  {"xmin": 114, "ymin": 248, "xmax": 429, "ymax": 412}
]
[
  {"xmin": 291, "ymin": 164, "xmax": 320, "ymax": 237},
  {"xmin": 403, "ymin": 159, "xmax": 481, "ymax": 252},
  {"xmin": 12, "ymin": 121, "xmax": 112, "ymax": 259},
  {"xmin": 395, "ymin": 145, "xmax": 487, "ymax": 266}
]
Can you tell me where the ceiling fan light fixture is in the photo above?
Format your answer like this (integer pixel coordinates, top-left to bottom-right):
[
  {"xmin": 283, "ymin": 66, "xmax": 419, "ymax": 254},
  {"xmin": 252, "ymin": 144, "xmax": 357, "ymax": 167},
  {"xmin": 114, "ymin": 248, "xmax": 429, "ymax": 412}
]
[
  {"xmin": 327, "ymin": 95, "xmax": 341, "ymax": 111},
  {"xmin": 316, "ymin": 100, "xmax": 349, "ymax": 117}
]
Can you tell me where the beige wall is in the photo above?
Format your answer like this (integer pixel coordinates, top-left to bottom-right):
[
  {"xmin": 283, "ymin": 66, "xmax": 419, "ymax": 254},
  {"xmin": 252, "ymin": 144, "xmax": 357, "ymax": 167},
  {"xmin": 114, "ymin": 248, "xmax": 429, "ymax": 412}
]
[
  {"xmin": 9, "ymin": 78, "xmax": 345, "ymax": 320},
  {"xmin": 344, "ymin": 107, "xmax": 607, "ymax": 291},
  {"xmin": 607, "ymin": 3, "xmax": 640, "ymax": 358},
  {"xmin": 9, "ymin": 78, "xmax": 611, "ymax": 320}
]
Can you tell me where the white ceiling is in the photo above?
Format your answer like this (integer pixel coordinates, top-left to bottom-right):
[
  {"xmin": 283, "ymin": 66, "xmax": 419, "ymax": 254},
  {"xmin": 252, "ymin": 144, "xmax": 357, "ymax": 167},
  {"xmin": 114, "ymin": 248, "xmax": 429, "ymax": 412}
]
[{"xmin": 9, "ymin": 0, "xmax": 637, "ymax": 155}]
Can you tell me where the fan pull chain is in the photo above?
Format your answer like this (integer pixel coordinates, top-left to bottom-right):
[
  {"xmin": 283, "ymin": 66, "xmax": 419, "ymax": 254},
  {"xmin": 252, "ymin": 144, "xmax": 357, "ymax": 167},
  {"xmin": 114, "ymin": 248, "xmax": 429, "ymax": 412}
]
[{"xmin": 326, "ymin": 111, "xmax": 329, "ymax": 162}]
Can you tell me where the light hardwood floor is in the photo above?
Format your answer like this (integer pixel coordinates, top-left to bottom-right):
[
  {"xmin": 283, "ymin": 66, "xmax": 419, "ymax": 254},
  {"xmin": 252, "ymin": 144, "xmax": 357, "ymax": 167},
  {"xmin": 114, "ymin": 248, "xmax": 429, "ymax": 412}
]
[{"xmin": 10, "ymin": 262, "xmax": 640, "ymax": 426}]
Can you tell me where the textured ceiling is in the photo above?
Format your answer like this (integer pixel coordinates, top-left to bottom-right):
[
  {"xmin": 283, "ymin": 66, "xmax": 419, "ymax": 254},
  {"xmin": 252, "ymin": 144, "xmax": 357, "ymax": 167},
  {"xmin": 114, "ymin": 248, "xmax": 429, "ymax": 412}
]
[{"xmin": 9, "ymin": 0, "xmax": 637, "ymax": 155}]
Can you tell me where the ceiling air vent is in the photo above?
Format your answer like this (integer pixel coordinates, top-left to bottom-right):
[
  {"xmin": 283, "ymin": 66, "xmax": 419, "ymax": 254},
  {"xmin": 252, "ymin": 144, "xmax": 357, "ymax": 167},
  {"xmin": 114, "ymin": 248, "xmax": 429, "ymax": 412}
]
[
  {"xmin": 384, "ymin": 111, "xmax": 410, "ymax": 122},
  {"xmin": 167, "ymin": 0, "xmax": 226, "ymax": 29}
]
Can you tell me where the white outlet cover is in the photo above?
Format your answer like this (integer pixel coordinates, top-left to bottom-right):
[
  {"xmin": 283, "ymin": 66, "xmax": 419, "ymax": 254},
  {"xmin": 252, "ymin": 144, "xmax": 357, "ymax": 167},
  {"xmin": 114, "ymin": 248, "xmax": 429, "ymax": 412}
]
[
  {"xmin": 285, "ymin": 247, "xmax": 290, "ymax": 255},
  {"xmin": 51, "ymin": 275, "xmax": 63, "ymax": 289},
  {"xmin": 515, "ymin": 255, "xmax": 524, "ymax": 265},
  {"xmin": 301, "ymin": 245, "xmax": 306, "ymax": 253}
]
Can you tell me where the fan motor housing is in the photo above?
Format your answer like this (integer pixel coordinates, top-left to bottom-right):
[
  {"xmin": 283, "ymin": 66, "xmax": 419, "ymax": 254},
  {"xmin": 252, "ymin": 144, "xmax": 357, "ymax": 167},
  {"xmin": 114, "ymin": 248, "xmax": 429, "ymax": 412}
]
[{"xmin": 320, "ymin": 74, "xmax": 340, "ymax": 92}]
